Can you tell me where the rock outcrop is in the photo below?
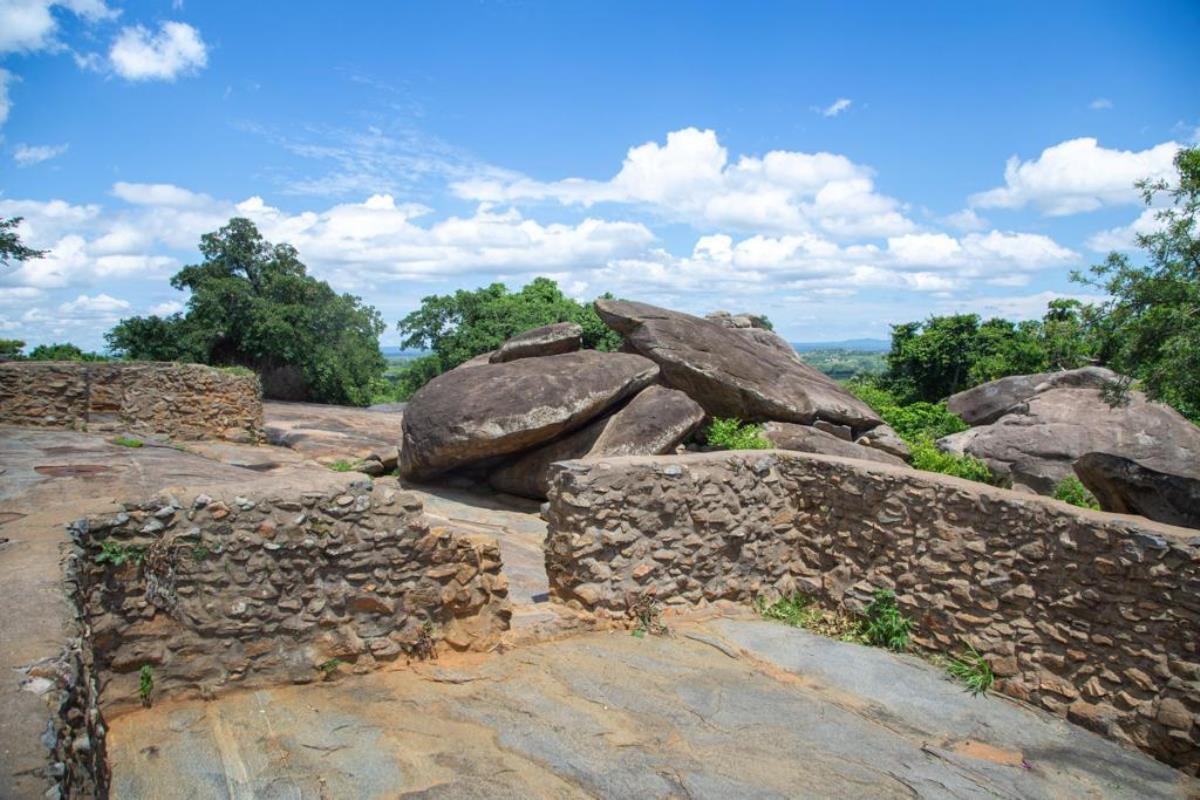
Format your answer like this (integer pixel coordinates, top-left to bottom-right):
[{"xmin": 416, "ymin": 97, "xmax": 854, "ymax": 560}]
[
  {"xmin": 763, "ymin": 422, "xmax": 906, "ymax": 466},
  {"xmin": 489, "ymin": 385, "xmax": 704, "ymax": 498},
  {"xmin": 1074, "ymin": 452, "xmax": 1200, "ymax": 529},
  {"xmin": 706, "ymin": 310, "xmax": 805, "ymax": 365},
  {"xmin": 596, "ymin": 299, "xmax": 880, "ymax": 432},
  {"xmin": 490, "ymin": 322, "xmax": 582, "ymax": 363},
  {"xmin": 947, "ymin": 366, "xmax": 1118, "ymax": 426},
  {"xmin": 854, "ymin": 423, "xmax": 911, "ymax": 461},
  {"xmin": 400, "ymin": 350, "xmax": 659, "ymax": 480},
  {"xmin": 939, "ymin": 374, "xmax": 1200, "ymax": 495}
]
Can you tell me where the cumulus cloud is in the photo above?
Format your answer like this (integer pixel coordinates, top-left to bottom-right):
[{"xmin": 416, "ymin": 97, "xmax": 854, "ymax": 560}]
[
  {"xmin": 149, "ymin": 299, "xmax": 183, "ymax": 315},
  {"xmin": 109, "ymin": 20, "xmax": 207, "ymax": 81},
  {"xmin": 970, "ymin": 137, "xmax": 1180, "ymax": 215},
  {"xmin": 0, "ymin": 67, "xmax": 12, "ymax": 126},
  {"xmin": 13, "ymin": 141, "xmax": 68, "ymax": 166},
  {"xmin": 941, "ymin": 290, "xmax": 1106, "ymax": 322},
  {"xmin": 453, "ymin": 127, "xmax": 913, "ymax": 238},
  {"xmin": 0, "ymin": 0, "xmax": 117, "ymax": 55},
  {"xmin": 58, "ymin": 292, "xmax": 130, "ymax": 315},
  {"xmin": 1085, "ymin": 208, "xmax": 1162, "ymax": 252},
  {"xmin": 814, "ymin": 98, "xmax": 852, "ymax": 117}
]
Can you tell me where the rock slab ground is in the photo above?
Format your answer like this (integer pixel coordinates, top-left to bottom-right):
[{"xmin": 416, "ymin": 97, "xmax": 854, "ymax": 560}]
[{"xmin": 105, "ymin": 618, "xmax": 1195, "ymax": 799}]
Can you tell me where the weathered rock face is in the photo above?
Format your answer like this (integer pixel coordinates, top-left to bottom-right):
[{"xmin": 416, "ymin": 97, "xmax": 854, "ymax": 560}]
[
  {"xmin": 938, "ymin": 384, "xmax": 1200, "ymax": 495},
  {"xmin": 763, "ymin": 422, "xmax": 907, "ymax": 467},
  {"xmin": 1074, "ymin": 452, "xmax": 1200, "ymax": 529},
  {"xmin": 490, "ymin": 322, "xmax": 582, "ymax": 364},
  {"xmin": 400, "ymin": 350, "xmax": 659, "ymax": 480},
  {"xmin": 705, "ymin": 311, "xmax": 805, "ymax": 364},
  {"xmin": 489, "ymin": 386, "xmax": 705, "ymax": 498},
  {"xmin": 543, "ymin": 450, "xmax": 1200, "ymax": 774},
  {"xmin": 596, "ymin": 299, "xmax": 880, "ymax": 431},
  {"xmin": 948, "ymin": 367, "xmax": 1118, "ymax": 426},
  {"xmin": 855, "ymin": 423, "xmax": 911, "ymax": 461}
]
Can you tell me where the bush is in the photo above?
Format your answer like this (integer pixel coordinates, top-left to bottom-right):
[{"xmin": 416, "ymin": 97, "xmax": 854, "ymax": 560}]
[
  {"xmin": 846, "ymin": 379, "xmax": 967, "ymax": 441},
  {"xmin": 862, "ymin": 589, "xmax": 913, "ymax": 652},
  {"xmin": 909, "ymin": 438, "xmax": 999, "ymax": 484},
  {"xmin": 704, "ymin": 417, "xmax": 771, "ymax": 450},
  {"xmin": 1053, "ymin": 476, "xmax": 1100, "ymax": 510}
]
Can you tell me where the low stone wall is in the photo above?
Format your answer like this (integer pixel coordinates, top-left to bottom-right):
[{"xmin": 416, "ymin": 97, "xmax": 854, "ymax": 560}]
[
  {"xmin": 69, "ymin": 477, "xmax": 511, "ymax": 715},
  {"xmin": 0, "ymin": 361, "xmax": 264, "ymax": 442},
  {"xmin": 545, "ymin": 451, "xmax": 1200, "ymax": 773}
]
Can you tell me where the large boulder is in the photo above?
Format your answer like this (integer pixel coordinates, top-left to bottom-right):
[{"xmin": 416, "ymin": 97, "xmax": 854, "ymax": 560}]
[
  {"xmin": 854, "ymin": 424, "xmax": 911, "ymax": 462},
  {"xmin": 490, "ymin": 322, "xmax": 582, "ymax": 364},
  {"xmin": 489, "ymin": 385, "xmax": 704, "ymax": 499},
  {"xmin": 596, "ymin": 299, "xmax": 880, "ymax": 432},
  {"xmin": 1074, "ymin": 453, "xmax": 1200, "ymax": 530},
  {"xmin": 763, "ymin": 422, "xmax": 907, "ymax": 467},
  {"xmin": 937, "ymin": 382, "xmax": 1200, "ymax": 495},
  {"xmin": 705, "ymin": 311, "xmax": 804, "ymax": 365},
  {"xmin": 947, "ymin": 367, "xmax": 1119, "ymax": 426},
  {"xmin": 399, "ymin": 351, "xmax": 659, "ymax": 480}
]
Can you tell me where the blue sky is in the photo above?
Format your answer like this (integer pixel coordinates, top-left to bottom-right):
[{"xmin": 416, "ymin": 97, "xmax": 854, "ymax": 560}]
[{"xmin": 1, "ymin": 0, "xmax": 1197, "ymax": 349}]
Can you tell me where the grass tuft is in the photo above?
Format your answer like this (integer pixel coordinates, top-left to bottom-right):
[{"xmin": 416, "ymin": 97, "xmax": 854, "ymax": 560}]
[{"xmin": 945, "ymin": 644, "xmax": 995, "ymax": 695}]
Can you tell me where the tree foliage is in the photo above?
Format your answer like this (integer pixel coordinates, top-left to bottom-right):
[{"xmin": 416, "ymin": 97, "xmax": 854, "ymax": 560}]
[
  {"xmin": 1074, "ymin": 146, "xmax": 1200, "ymax": 421},
  {"xmin": 0, "ymin": 217, "xmax": 47, "ymax": 268},
  {"xmin": 106, "ymin": 218, "xmax": 385, "ymax": 406},
  {"xmin": 385, "ymin": 277, "xmax": 621, "ymax": 400},
  {"xmin": 27, "ymin": 342, "xmax": 108, "ymax": 361}
]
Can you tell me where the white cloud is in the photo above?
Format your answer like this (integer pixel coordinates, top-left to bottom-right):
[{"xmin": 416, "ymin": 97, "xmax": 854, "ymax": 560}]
[
  {"xmin": 970, "ymin": 137, "xmax": 1180, "ymax": 215},
  {"xmin": 941, "ymin": 208, "xmax": 988, "ymax": 232},
  {"xmin": 1085, "ymin": 208, "xmax": 1162, "ymax": 252},
  {"xmin": 941, "ymin": 290, "xmax": 1106, "ymax": 322},
  {"xmin": 1089, "ymin": 98, "xmax": 1113, "ymax": 110},
  {"xmin": 13, "ymin": 142, "xmax": 68, "ymax": 166},
  {"xmin": 814, "ymin": 98, "xmax": 852, "ymax": 117},
  {"xmin": 112, "ymin": 181, "xmax": 210, "ymax": 207},
  {"xmin": 453, "ymin": 127, "xmax": 914, "ymax": 238},
  {"xmin": 149, "ymin": 300, "xmax": 183, "ymax": 315},
  {"xmin": 0, "ymin": 67, "xmax": 11, "ymax": 125},
  {"xmin": 109, "ymin": 20, "xmax": 207, "ymax": 81},
  {"xmin": 58, "ymin": 292, "xmax": 130, "ymax": 315},
  {"xmin": 0, "ymin": 0, "xmax": 117, "ymax": 55}
]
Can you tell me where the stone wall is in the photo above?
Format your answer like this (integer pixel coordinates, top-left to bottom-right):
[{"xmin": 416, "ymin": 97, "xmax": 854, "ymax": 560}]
[
  {"xmin": 69, "ymin": 477, "xmax": 511, "ymax": 715},
  {"xmin": 0, "ymin": 361, "xmax": 263, "ymax": 442},
  {"xmin": 545, "ymin": 451, "xmax": 1200, "ymax": 773}
]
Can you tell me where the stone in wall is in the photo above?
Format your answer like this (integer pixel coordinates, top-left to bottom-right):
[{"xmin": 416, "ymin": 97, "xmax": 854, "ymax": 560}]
[
  {"xmin": 69, "ymin": 477, "xmax": 510, "ymax": 714},
  {"xmin": 544, "ymin": 450, "xmax": 1200, "ymax": 774},
  {"xmin": 0, "ymin": 361, "xmax": 264, "ymax": 443}
]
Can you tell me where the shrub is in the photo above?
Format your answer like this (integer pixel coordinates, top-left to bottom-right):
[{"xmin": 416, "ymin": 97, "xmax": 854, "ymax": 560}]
[
  {"xmin": 138, "ymin": 665, "xmax": 154, "ymax": 707},
  {"xmin": 846, "ymin": 379, "xmax": 967, "ymax": 441},
  {"xmin": 945, "ymin": 644, "xmax": 995, "ymax": 695},
  {"xmin": 95, "ymin": 540, "xmax": 146, "ymax": 567},
  {"xmin": 1053, "ymin": 476, "xmax": 1101, "ymax": 510},
  {"xmin": 908, "ymin": 438, "xmax": 998, "ymax": 484},
  {"xmin": 705, "ymin": 417, "xmax": 771, "ymax": 450},
  {"xmin": 862, "ymin": 589, "xmax": 912, "ymax": 652}
]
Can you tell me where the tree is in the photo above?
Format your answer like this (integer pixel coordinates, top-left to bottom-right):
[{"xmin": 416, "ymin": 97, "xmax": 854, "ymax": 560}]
[
  {"xmin": 1075, "ymin": 146, "xmax": 1200, "ymax": 421},
  {"xmin": 389, "ymin": 277, "xmax": 621, "ymax": 398},
  {"xmin": 0, "ymin": 339, "xmax": 25, "ymax": 360},
  {"xmin": 27, "ymin": 342, "xmax": 108, "ymax": 361},
  {"xmin": 0, "ymin": 217, "xmax": 46, "ymax": 268},
  {"xmin": 107, "ymin": 218, "xmax": 386, "ymax": 406}
]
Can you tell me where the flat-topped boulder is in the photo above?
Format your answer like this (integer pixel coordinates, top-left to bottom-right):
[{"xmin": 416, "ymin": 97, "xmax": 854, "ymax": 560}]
[
  {"xmin": 596, "ymin": 299, "xmax": 880, "ymax": 432},
  {"xmin": 490, "ymin": 322, "xmax": 582, "ymax": 363},
  {"xmin": 764, "ymin": 421, "xmax": 907, "ymax": 467},
  {"xmin": 489, "ymin": 385, "xmax": 704, "ymax": 498},
  {"xmin": 948, "ymin": 366, "xmax": 1119, "ymax": 426},
  {"xmin": 1074, "ymin": 452, "xmax": 1200, "ymax": 529},
  {"xmin": 939, "ymin": 383, "xmax": 1200, "ymax": 494},
  {"xmin": 400, "ymin": 350, "xmax": 659, "ymax": 480}
]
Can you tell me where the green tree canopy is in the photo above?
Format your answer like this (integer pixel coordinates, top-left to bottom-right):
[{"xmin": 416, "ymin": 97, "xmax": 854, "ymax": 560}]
[
  {"xmin": 1075, "ymin": 146, "xmax": 1200, "ymax": 421},
  {"xmin": 0, "ymin": 217, "xmax": 47, "ymax": 268},
  {"xmin": 107, "ymin": 217, "xmax": 385, "ymax": 406},
  {"xmin": 27, "ymin": 342, "xmax": 108, "ymax": 361},
  {"xmin": 388, "ymin": 277, "xmax": 621, "ymax": 399},
  {"xmin": 0, "ymin": 339, "xmax": 25, "ymax": 359}
]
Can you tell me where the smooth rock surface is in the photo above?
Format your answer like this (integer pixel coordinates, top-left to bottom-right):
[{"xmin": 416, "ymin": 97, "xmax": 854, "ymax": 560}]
[
  {"xmin": 489, "ymin": 385, "xmax": 705, "ymax": 498},
  {"xmin": 938, "ymin": 384, "xmax": 1200, "ymax": 494},
  {"xmin": 764, "ymin": 421, "xmax": 907, "ymax": 467},
  {"xmin": 490, "ymin": 322, "xmax": 582, "ymax": 363},
  {"xmin": 596, "ymin": 299, "xmax": 880, "ymax": 430},
  {"xmin": 855, "ymin": 422, "xmax": 911, "ymax": 461},
  {"xmin": 104, "ymin": 619, "xmax": 1196, "ymax": 799},
  {"xmin": 947, "ymin": 366, "xmax": 1118, "ymax": 426},
  {"xmin": 705, "ymin": 310, "xmax": 806, "ymax": 365},
  {"xmin": 400, "ymin": 350, "xmax": 659, "ymax": 480},
  {"xmin": 1074, "ymin": 452, "xmax": 1200, "ymax": 529}
]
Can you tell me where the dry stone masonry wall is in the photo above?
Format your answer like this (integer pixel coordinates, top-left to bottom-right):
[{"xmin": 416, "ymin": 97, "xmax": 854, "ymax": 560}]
[
  {"xmin": 69, "ymin": 477, "xmax": 511, "ymax": 716},
  {"xmin": 0, "ymin": 361, "xmax": 264, "ymax": 442},
  {"xmin": 544, "ymin": 450, "xmax": 1200, "ymax": 773}
]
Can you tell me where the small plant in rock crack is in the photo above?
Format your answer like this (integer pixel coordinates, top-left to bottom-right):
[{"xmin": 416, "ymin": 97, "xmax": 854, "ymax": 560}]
[
  {"xmin": 755, "ymin": 594, "xmax": 865, "ymax": 643},
  {"xmin": 138, "ymin": 665, "xmax": 154, "ymax": 707},
  {"xmin": 316, "ymin": 658, "xmax": 345, "ymax": 679},
  {"xmin": 112, "ymin": 435, "xmax": 143, "ymax": 448},
  {"xmin": 861, "ymin": 589, "xmax": 912, "ymax": 652},
  {"xmin": 95, "ymin": 540, "xmax": 146, "ymax": 567},
  {"xmin": 945, "ymin": 644, "xmax": 995, "ymax": 696},
  {"xmin": 327, "ymin": 459, "xmax": 356, "ymax": 473},
  {"xmin": 406, "ymin": 620, "xmax": 438, "ymax": 662},
  {"xmin": 629, "ymin": 593, "xmax": 668, "ymax": 638}
]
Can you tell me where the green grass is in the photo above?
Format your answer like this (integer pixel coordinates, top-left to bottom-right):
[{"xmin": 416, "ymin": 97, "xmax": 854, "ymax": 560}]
[
  {"xmin": 1053, "ymin": 476, "xmax": 1101, "ymax": 510},
  {"xmin": 112, "ymin": 435, "xmax": 143, "ymax": 448},
  {"xmin": 945, "ymin": 644, "xmax": 996, "ymax": 695},
  {"xmin": 316, "ymin": 657, "xmax": 345, "ymax": 677},
  {"xmin": 705, "ymin": 417, "xmax": 771, "ymax": 450},
  {"xmin": 861, "ymin": 589, "xmax": 913, "ymax": 652},
  {"xmin": 909, "ymin": 438, "xmax": 1000, "ymax": 484},
  {"xmin": 754, "ymin": 594, "xmax": 867, "ymax": 643},
  {"xmin": 327, "ymin": 459, "xmax": 356, "ymax": 472},
  {"xmin": 94, "ymin": 540, "xmax": 146, "ymax": 567},
  {"xmin": 138, "ymin": 665, "xmax": 154, "ymax": 706}
]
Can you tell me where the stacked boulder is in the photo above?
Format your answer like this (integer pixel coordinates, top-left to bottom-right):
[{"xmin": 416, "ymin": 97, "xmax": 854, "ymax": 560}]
[
  {"xmin": 400, "ymin": 301, "xmax": 912, "ymax": 499},
  {"xmin": 938, "ymin": 366, "xmax": 1200, "ymax": 528}
]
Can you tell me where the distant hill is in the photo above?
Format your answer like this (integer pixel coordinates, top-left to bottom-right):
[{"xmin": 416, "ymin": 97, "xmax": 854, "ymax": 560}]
[
  {"xmin": 790, "ymin": 339, "xmax": 889, "ymax": 353},
  {"xmin": 381, "ymin": 347, "xmax": 428, "ymax": 358}
]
